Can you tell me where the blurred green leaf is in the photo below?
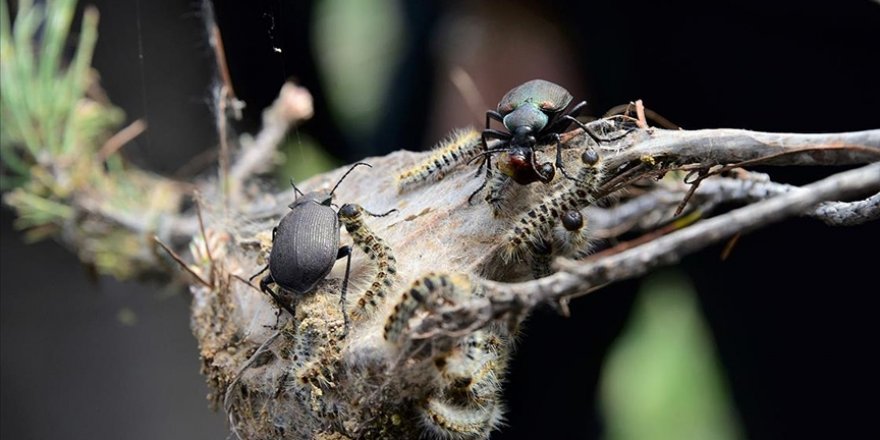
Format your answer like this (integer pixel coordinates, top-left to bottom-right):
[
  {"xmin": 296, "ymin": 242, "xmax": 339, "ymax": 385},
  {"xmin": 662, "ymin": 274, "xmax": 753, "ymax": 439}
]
[
  {"xmin": 313, "ymin": 0, "xmax": 403, "ymax": 136},
  {"xmin": 600, "ymin": 271, "xmax": 743, "ymax": 440},
  {"xmin": 1, "ymin": 0, "xmax": 117, "ymax": 182}
]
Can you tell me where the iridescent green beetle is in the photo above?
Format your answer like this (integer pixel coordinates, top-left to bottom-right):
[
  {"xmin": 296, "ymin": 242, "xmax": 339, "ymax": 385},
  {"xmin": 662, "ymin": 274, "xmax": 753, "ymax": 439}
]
[{"xmin": 470, "ymin": 79, "xmax": 625, "ymax": 202}]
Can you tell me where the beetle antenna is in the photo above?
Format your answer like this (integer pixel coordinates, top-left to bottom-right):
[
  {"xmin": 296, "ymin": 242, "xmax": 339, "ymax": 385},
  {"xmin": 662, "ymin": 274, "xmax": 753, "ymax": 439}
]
[
  {"xmin": 364, "ymin": 208, "xmax": 398, "ymax": 218},
  {"xmin": 466, "ymin": 147, "xmax": 516, "ymax": 164},
  {"xmin": 330, "ymin": 162, "xmax": 372, "ymax": 197},
  {"xmin": 289, "ymin": 178, "xmax": 304, "ymax": 198}
]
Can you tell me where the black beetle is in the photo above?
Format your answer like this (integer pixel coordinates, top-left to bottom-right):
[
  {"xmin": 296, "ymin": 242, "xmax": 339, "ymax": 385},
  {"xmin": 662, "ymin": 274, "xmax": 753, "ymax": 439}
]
[
  {"xmin": 250, "ymin": 162, "xmax": 393, "ymax": 334},
  {"xmin": 470, "ymin": 79, "xmax": 630, "ymax": 202}
]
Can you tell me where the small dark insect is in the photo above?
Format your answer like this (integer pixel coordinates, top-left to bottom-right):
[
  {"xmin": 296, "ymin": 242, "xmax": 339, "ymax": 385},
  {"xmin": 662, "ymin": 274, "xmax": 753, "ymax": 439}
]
[
  {"xmin": 249, "ymin": 163, "xmax": 394, "ymax": 335},
  {"xmin": 469, "ymin": 79, "xmax": 629, "ymax": 202}
]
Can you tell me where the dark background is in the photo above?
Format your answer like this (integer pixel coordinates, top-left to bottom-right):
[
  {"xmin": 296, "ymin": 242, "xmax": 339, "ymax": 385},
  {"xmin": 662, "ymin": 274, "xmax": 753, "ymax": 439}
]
[{"xmin": 2, "ymin": 0, "xmax": 878, "ymax": 439}]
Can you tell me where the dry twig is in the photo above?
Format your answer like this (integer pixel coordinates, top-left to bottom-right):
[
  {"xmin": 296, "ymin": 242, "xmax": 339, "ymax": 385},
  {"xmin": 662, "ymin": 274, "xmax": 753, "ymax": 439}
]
[{"xmin": 409, "ymin": 162, "xmax": 880, "ymax": 339}]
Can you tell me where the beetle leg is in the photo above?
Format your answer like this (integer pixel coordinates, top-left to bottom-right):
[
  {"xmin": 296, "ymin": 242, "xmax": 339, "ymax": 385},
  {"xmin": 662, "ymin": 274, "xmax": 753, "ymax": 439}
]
[
  {"xmin": 260, "ymin": 274, "xmax": 296, "ymax": 317},
  {"xmin": 548, "ymin": 132, "xmax": 581, "ymax": 183},
  {"xmin": 480, "ymin": 129, "xmax": 510, "ymax": 166},
  {"xmin": 469, "ymin": 130, "xmax": 510, "ymax": 204},
  {"xmin": 562, "ymin": 114, "xmax": 591, "ymax": 136},
  {"xmin": 525, "ymin": 144, "xmax": 555, "ymax": 184},
  {"xmin": 481, "ymin": 128, "xmax": 510, "ymax": 141},
  {"xmin": 467, "ymin": 159, "xmax": 491, "ymax": 205},
  {"xmin": 268, "ymin": 303, "xmax": 283, "ymax": 329},
  {"xmin": 467, "ymin": 148, "xmax": 492, "ymax": 205},
  {"xmin": 248, "ymin": 263, "xmax": 269, "ymax": 282},
  {"xmin": 547, "ymin": 100, "xmax": 588, "ymax": 134},
  {"xmin": 565, "ymin": 100, "xmax": 588, "ymax": 119},
  {"xmin": 593, "ymin": 122, "xmax": 636, "ymax": 142},
  {"xmin": 246, "ymin": 228, "xmax": 275, "ymax": 282},
  {"xmin": 336, "ymin": 245, "xmax": 353, "ymax": 339},
  {"xmin": 485, "ymin": 110, "xmax": 503, "ymax": 129},
  {"xmin": 562, "ymin": 115, "xmax": 627, "ymax": 167},
  {"xmin": 565, "ymin": 115, "xmax": 634, "ymax": 144}
]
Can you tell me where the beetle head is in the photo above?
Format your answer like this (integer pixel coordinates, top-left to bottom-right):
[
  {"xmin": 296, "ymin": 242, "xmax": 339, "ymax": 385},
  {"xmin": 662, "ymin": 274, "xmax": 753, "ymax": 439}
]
[
  {"xmin": 511, "ymin": 126, "xmax": 537, "ymax": 149},
  {"xmin": 288, "ymin": 191, "xmax": 327, "ymax": 209},
  {"xmin": 286, "ymin": 162, "xmax": 372, "ymax": 209}
]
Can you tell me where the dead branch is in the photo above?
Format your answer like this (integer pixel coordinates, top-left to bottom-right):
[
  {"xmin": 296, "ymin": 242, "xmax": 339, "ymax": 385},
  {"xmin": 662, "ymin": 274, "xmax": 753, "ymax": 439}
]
[
  {"xmin": 411, "ymin": 162, "xmax": 880, "ymax": 338},
  {"xmin": 589, "ymin": 173, "xmax": 880, "ymax": 235},
  {"xmin": 603, "ymin": 128, "xmax": 879, "ymax": 171},
  {"xmin": 813, "ymin": 192, "xmax": 880, "ymax": 226},
  {"xmin": 228, "ymin": 82, "xmax": 314, "ymax": 195}
]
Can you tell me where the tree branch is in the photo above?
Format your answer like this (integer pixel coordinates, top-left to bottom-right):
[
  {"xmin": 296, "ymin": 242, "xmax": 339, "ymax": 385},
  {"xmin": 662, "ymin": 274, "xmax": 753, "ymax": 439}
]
[
  {"xmin": 589, "ymin": 173, "xmax": 880, "ymax": 235},
  {"xmin": 812, "ymin": 192, "xmax": 880, "ymax": 226},
  {"xmin": 602, "ymin": 128, "xmax": 880, "ymax": 171},
  {"xmin": 411, "ymin": 162, "xmax": 880, "ymax": 338},
  {"xmin": 228, "ymin": 82, "xmax": 314, "ymax": 186}
]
